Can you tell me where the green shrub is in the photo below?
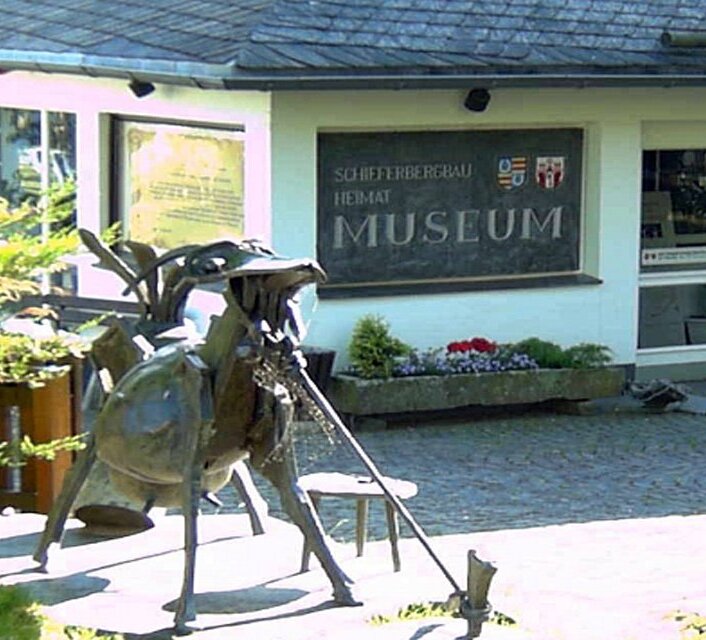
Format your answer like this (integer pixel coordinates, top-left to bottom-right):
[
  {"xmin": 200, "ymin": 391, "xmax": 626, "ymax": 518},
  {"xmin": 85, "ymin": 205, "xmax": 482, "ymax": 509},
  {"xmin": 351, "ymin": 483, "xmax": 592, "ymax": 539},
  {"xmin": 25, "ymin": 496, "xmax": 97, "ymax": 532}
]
[
  {"xmin": 0, "ymin": 584, "xmax": 123, "ymax": 640},
  {"xmin": 0, "ymin": 433, "xmax": 86, "ymax": 468},
  {"xmin": 508, "ymin": 337, "xmax": 612, "ymax": 369},
  {"xmin": 0, "ymin": 182, "xmax": 92, "ymax": 468},
  {"xmin": 0, "ymin": 332, "xmax": 86, "ymax": 387},
  {"xmin": 349, "ymin": 315, "xmax": 411, "ymax": 379},
  {"xmin": 0, "ymin": 182, "xmax": 79, "ymax": 306},
  {"xmin": 0, "ymin": 584, "xmax": 43, "ymax": 640},
  {"xmin": 562, "ymin": 343, "xmax": 613, "ymax": 369},
  {"xmin": 508, "ymin": 337, "xmax": 567, "ymax": 368}
]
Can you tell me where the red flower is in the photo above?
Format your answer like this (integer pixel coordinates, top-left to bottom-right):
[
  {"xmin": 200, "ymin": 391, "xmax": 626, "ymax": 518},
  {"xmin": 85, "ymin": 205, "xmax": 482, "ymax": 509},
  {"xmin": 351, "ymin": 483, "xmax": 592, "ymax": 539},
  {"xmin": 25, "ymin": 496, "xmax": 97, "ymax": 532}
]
[
  {"xmin": 447, "ymin": 340, "xmax": 469, "ymax": 353},
  {"xmin": 447, "ymin": 337, "xmax": 497, "ymax": 354},
  {"xmin": 470, "ymin": 337, "xmax": 497, "ymax": 353}
]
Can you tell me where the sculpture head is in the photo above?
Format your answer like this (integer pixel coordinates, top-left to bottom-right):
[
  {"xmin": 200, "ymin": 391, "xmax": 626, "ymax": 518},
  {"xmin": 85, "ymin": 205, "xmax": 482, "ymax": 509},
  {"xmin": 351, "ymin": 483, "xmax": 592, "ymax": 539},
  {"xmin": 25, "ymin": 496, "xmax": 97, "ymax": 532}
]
[{"xmin": 134, "ymin": 238, "xmax": 326, "ymax": 343}]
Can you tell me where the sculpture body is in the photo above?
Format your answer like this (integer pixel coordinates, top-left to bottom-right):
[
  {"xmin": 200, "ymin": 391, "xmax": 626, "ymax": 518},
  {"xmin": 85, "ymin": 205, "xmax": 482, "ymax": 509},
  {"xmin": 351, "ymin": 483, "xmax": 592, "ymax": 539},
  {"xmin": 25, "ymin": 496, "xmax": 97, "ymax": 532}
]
[
  {"xmin": 33, "ymin": 231, "xmax": 487, "ymax": 635},
  {"xmin": 34, "ymin": 232, "xmax": 356, "ymax": 631},
  {"xmin": 96, "ymin": 346, "xmax": 235, "ymax": 506}
]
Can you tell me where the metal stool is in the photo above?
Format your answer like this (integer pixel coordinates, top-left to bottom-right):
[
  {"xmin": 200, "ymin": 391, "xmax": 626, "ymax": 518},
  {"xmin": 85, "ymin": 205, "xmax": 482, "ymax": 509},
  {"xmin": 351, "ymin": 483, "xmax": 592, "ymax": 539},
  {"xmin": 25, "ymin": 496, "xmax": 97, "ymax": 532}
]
[{"xmin": 298, "ymin": 472, "xmax": 418, "ymax": 572}]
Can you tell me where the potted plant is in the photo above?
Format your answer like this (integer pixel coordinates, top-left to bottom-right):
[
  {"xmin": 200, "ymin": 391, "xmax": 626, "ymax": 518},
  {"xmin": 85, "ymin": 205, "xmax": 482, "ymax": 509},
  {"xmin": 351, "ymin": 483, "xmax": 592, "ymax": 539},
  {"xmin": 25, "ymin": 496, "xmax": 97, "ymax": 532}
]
[
  {"xmin": 0, "ymin": 184, "xmax": 87, "ymax": 513},
  {"xmin": 329, "ymin": 315, "xmax": 626, "ymax": 426}
]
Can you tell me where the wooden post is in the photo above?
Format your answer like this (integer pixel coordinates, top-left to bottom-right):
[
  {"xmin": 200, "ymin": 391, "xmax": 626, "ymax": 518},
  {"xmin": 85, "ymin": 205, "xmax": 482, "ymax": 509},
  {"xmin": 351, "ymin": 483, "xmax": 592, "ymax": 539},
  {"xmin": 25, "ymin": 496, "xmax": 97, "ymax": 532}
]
[{"xmin": 0, "ymin": 370, "xmax": 78, "ymax": 514}]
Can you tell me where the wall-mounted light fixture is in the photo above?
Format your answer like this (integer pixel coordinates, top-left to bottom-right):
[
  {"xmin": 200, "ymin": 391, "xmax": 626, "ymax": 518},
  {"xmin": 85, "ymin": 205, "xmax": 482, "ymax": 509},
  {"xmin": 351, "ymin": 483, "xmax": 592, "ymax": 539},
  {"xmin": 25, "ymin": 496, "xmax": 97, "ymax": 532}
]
[
  {"xmin": 128, "ymin": 80, "xmax": 155, "ymax": 98},
  {"xmin": 464, "ymin": 88, "xmax": 491, "ymax": 112}
]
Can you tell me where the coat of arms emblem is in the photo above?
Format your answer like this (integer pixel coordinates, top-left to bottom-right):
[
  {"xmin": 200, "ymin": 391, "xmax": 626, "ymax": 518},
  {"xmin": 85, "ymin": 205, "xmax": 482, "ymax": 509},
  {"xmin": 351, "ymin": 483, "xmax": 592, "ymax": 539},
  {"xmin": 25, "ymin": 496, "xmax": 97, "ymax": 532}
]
[
  {"xmin": 536, "ymin": 156, "xmax": 565, "ymax": 189},
  {"xmin": 497, "ymin": 156, "xmax": 527, "ymax": 190}
]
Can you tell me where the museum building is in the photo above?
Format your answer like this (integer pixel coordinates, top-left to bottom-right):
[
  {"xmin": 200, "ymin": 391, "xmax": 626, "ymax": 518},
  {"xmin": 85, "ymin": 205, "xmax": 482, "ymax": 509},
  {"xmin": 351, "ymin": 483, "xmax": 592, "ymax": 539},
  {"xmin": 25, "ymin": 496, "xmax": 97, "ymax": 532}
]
[{"xmin": 4, "ymin": 1, "xmax": 706, "ymax": 380}]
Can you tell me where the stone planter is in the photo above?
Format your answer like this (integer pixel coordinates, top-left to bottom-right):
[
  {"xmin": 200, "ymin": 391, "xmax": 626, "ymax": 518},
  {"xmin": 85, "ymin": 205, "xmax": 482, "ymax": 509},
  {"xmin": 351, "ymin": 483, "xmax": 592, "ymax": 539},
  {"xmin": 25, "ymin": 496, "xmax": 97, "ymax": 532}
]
[{"xmin": 329, "ymin": 367, "xmax": 626, "ymax": 425}]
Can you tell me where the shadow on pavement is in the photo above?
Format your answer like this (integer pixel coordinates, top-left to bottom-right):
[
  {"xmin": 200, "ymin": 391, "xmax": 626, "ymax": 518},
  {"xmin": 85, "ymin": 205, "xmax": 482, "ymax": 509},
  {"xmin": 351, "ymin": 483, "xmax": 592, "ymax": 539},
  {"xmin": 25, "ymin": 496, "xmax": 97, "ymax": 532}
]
[{"xmin": 164, "ymin": 585, "xmax": 309, "ymax": 614}]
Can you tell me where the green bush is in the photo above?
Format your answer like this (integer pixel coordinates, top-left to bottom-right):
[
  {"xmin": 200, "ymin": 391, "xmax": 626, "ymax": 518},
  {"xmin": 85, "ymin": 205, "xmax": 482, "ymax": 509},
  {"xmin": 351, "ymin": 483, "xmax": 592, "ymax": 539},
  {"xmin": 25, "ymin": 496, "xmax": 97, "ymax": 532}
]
[
  {"xmin": 508, "ymin": 337, "xmax": 612, "ymax": 369},
  {"xmin": 0, "ymin": 584, "xmax": 123, "ymax": 640},
  {"xmin": 0, "ymin": 332, "xmax": 85, "ymax": 387},
  {"xmin": 0, "ymin": 182, "xmax": 79, "ymax": 306},
  {"xmin": 349, "ymin": 314, "xmax": 411, "ymax": 379},
  {"xmin": 0, "ymin": 584, "xmax": 43, "ymax": 640},
  {"xmin": 562, "ymin": 343, "xmax": 613, "ymax": 369},
  {"xmin": 0, "ymin": 182, "xmax": 90, "ymax": 468},
  {"xmin": 507, "ymin": 337, "xmax": 567, "ymax": 368}
]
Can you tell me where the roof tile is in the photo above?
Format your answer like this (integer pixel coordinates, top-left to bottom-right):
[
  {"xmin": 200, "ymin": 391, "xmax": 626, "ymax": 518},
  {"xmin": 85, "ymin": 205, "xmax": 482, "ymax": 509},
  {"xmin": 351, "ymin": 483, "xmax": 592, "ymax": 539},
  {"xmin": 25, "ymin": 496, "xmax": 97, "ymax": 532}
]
[{"xmin": 4, "ymin": 1, "xmax": 706, "ymax": 84}]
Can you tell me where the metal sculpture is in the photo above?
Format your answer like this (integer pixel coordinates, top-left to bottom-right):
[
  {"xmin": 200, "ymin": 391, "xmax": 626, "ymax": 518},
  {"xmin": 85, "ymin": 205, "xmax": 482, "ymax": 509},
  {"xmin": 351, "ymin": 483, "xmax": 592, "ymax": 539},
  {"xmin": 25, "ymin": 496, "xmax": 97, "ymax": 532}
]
[{"xmin": 33, "ymin": 231, "xmax": 496, "ymax": 636}]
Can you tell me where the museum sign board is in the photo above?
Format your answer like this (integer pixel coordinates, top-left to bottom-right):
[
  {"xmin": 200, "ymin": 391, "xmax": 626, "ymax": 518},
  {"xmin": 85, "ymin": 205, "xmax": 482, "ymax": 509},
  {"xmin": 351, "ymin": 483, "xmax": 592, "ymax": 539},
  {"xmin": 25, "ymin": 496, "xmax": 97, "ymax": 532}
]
[{"xmin": 317, "ymin": 128, "xmax": 584, "ymax": 296}]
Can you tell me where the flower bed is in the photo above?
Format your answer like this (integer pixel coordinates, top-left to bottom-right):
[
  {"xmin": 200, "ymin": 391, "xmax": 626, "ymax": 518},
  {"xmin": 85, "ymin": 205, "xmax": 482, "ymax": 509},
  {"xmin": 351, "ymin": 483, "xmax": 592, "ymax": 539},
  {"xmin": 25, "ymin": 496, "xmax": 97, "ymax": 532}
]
[
  {"xmin": 393, "ymin": 340, "xmax": 538, "ymax": 377},
  {"xmin": 333, "ymin": 315, "xmax": 626, "ymax": 426}
]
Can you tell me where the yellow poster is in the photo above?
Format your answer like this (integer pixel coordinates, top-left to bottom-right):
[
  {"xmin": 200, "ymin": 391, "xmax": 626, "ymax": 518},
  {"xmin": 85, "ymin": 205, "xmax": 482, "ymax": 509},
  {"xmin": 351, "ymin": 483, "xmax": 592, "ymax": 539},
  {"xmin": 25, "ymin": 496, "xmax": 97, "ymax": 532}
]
[{"xmin": 124, "ymin": 122, "xmax": 244, "ymax": 249}]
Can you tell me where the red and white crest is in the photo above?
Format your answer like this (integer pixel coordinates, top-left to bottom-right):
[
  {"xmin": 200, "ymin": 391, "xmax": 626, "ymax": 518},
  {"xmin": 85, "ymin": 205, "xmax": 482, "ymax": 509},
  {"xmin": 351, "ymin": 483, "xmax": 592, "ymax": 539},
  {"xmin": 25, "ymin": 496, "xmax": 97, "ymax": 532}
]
[{"xmin": 535, "ymin": 156, "xmax": 565, "ymax": 189}]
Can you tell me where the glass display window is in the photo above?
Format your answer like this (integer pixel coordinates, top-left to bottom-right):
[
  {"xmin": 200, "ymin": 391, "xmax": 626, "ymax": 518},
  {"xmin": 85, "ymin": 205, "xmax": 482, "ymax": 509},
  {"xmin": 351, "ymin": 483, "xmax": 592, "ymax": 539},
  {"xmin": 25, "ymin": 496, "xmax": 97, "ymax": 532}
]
[{"xmin": 642, "ymin": 149, "xmax": 706, "ymax": 269}]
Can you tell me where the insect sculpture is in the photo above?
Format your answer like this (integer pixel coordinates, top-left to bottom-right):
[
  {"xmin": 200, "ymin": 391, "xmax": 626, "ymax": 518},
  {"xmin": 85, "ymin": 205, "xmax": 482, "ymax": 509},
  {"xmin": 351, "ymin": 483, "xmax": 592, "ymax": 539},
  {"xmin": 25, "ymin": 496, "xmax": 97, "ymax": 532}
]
[
  {"xmin": 34, "ymin": 231, "xmax": 492, "ymax": 636},
  {"xmin": 34, "ymin": 231, "xmax": 357, "ymax": 631}
]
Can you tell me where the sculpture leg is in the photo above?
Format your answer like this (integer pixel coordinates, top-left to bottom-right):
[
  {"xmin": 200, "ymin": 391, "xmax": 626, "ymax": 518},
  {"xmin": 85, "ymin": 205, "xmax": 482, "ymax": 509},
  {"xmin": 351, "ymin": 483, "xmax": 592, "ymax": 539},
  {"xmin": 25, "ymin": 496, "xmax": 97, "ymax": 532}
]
[
  {"xmin": 259, "ymin": 451, "xmax": 358, "ymax": 605},
  {"xmin": 174, "ymin": 359, "xmax": 212, "ymax": 633},
  {"xmin": 33, "ymin": 434, "xmax": 97, "ymax": 570},
  {"xmin": 230, "ymin": 459, "xmax": 268, "ymax": 535},
  {"xmin": 175, "ymin": 440, "xmax": 201, "ymax": 632}
]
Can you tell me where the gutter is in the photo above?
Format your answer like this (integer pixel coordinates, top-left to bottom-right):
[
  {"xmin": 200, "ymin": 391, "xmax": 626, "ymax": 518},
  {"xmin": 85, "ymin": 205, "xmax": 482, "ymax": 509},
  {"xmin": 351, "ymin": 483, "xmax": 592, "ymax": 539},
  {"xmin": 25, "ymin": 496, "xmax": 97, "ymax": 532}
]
[
  {"xmin": 0, "ymin": 50, "xmax": 233, "ymax": 89},
  {"xmin": 223, "ymin": 72, "xmax": 706, "ymax": 91},
  {"xmin": 4, "ymin": 49, "xmax": 706, "ymax": 91}
]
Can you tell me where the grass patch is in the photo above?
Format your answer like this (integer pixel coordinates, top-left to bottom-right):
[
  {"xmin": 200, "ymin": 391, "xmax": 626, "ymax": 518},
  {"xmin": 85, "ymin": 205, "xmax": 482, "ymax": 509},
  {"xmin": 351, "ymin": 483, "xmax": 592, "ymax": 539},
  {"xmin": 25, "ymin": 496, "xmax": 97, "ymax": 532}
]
[
  {"xmin": 369, "ymin": 600, "xmax": 516, "ymax": 628},
  {"xmin": 669, "ymin": 611, "xmax": 706, "ymax": 639},
  {"xmin": 370, "ymin": 601, "xmax": 453, "ymax": 625},
  {"xmin": 0, "ymin": 584, "xmax": 124, "ymax": 640}
]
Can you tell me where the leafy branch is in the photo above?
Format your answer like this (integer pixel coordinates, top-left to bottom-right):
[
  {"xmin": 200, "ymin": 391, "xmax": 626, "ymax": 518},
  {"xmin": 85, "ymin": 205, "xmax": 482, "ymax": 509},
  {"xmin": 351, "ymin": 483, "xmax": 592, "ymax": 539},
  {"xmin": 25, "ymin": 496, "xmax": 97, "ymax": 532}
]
[
  {"xmin": 0, "ymin": 180, "xmax": 79, "ymax": 305},
  {"xmin": 0, "ymin": 434, "xmax": 86, "ymax": 468}
]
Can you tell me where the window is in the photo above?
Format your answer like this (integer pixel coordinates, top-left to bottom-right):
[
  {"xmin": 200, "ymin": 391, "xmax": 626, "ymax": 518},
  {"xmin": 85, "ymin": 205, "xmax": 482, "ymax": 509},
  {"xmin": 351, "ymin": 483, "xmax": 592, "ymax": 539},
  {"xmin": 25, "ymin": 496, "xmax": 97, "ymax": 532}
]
[
  {"xmin": 639, "ymin": 149, "xmax": 706, "ymax": 348},
  {"xmin": 641, "ymin": 149, "xmax": 706, "ymax": 269},
  {"xmin": 0, "ymin": 109, "xmax": 76, "ymax": 206}
]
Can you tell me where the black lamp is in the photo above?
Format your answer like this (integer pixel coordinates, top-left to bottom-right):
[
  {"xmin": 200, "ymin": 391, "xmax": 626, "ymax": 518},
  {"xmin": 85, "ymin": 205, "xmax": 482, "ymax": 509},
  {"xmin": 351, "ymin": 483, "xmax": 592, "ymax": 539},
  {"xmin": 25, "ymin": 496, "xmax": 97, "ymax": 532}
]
[
  {"xmin": 129, "ymin": 80, "xmax": 155, "ymax": 98},
  {"xmin": 464, "ymin": 88, "xmax": 491, "ymax": 112}
]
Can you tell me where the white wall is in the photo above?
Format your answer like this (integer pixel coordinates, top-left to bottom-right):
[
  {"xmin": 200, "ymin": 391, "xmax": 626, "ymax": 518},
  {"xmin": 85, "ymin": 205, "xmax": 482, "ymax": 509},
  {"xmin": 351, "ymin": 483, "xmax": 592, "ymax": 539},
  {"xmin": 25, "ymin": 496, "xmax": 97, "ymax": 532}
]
[
  {"xmin": 6, "ymin": 70, "xmax": 706, "ymax": 372},
  {"xmin": 270, "ymin": 87, "xmax": 699, "ymax": 369}
]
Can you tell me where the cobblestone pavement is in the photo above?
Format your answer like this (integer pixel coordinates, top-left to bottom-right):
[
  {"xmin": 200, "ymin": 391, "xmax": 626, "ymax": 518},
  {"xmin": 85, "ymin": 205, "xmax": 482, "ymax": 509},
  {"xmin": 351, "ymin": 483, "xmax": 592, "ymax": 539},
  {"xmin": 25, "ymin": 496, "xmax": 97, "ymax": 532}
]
[{"xmin": 213, "ymin": 409, "xmax": 706, "ymax": 542}]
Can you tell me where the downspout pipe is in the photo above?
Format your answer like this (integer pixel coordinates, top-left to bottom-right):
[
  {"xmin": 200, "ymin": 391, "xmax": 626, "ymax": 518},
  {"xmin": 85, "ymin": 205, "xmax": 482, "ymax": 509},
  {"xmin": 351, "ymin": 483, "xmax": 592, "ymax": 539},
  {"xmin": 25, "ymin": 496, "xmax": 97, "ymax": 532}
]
[{"xmin": 661, "ymin": 31, "xmax": 706, "ymax": 48}]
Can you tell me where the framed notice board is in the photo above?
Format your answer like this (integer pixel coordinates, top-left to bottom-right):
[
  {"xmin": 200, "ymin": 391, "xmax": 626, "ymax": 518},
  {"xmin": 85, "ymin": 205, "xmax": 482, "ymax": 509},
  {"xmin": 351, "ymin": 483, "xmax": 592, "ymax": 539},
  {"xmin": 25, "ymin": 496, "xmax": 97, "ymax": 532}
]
[{"xmin": 115, "ymin": 119, "xmax": 244, "ymax": 250}]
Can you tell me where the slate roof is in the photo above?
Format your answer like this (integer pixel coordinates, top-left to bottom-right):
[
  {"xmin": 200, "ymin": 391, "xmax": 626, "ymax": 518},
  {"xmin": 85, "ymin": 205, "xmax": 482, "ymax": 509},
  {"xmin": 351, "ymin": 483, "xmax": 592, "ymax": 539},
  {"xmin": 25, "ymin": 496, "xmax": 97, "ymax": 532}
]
[{"xmin": 4, "ymin": 0, "xmax": 706, "ymax": 88}]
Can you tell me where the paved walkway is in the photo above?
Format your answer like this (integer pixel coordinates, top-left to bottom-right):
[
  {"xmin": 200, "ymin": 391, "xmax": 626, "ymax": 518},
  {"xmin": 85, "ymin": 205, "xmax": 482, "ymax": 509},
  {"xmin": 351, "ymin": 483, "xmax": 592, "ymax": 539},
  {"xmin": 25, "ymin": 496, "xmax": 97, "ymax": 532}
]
[
  {"xmin": 1, "ymin": 511, "xmax": 705, "ymax": 639},
  {"xmin": 1, "ymin": 406, "xmax": 706, "ymax": 639}
]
